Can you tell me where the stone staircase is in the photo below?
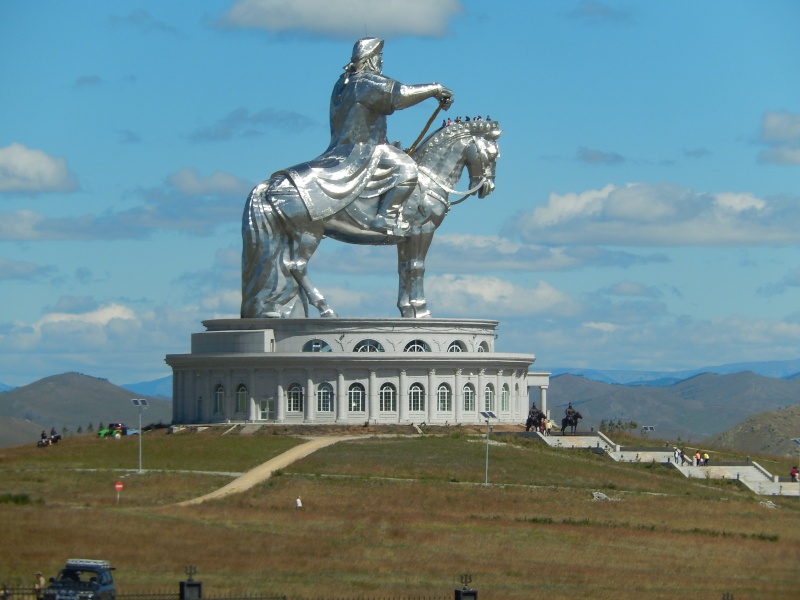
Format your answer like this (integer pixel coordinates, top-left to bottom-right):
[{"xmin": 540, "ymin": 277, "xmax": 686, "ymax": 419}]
[{"xmin": 526, "ymin": 430, "xmax": 800, "ymax": 497}]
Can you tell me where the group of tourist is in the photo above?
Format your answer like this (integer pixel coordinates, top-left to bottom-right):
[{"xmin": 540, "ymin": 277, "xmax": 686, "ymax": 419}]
[
  {"xmin": 673, "ymin": 448, "xmax": 710, "ymax": 466},
  {"xmin": 441, "ymin": 115, "xmax": 491, "ymax": 127}
]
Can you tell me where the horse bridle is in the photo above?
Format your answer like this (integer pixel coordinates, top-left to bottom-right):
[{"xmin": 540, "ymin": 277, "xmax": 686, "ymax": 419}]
[{"xmin": 417, "ymin": 135, "xmax": 494, "ymax": 206}]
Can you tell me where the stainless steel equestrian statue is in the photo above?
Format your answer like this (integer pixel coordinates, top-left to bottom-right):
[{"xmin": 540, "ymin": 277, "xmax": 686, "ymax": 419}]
[{"xmin": 241, "ymin": 38, "xmax": 501, "ymax": 319}]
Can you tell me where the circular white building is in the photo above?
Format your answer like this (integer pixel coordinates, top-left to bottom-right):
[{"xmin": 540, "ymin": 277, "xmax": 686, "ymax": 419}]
[{"xmin": 166, "ymin": 318, "xmax": 549, "ymax": 426}]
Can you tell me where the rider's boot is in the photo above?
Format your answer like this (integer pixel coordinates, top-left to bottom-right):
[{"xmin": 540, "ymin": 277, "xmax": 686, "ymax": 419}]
[{"xmin": 371, "ymin": 182, "xmax": 414, "ymax": 238}]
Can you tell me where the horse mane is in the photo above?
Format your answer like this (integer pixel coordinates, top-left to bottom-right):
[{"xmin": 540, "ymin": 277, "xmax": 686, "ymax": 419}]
[{"xmin": 410, "ymin": 120, "xmax": 501, "ymax": 159}]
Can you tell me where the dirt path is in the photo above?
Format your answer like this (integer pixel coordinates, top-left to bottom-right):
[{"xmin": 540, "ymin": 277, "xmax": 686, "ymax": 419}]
[{"xmin": 176, "ymin": 435, "xmax": 357, "ymax": 506}]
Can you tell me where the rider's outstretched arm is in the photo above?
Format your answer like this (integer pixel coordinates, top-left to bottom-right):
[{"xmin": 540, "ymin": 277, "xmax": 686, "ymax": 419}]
[{"xmin": 393, "ymin": 83, "xmax": 453, "ymax": 110}]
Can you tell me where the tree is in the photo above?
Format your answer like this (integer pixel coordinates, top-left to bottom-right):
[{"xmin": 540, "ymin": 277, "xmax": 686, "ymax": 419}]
[{"xmin": 87, "ymin": 422, "xmax": 94, "ymax": 432}]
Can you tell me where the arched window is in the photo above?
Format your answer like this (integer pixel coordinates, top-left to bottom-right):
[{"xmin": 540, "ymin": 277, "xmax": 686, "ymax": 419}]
[
  {"xmin": 353, "ymin": 339, "xmax": 385, "ymax": 352},
  {"xmin": 302, "ymin": 339, "xmax": 331, "ymax": 352},
  {"xmin": 501, "ymin": 384, "xmax": 510, "ymax": 412},
  {"xmin": 447, "ymin": 341, "xmax": 466, "ymax": 352},
  {"xmin": 287, "ymin": 383, "xmax": 303, "ymax": 412},
  {"xmin": 317, "ymin": 382, "xmax": 334, "ymax": 412},
  {"xmin": 379, "ymin": 383, "xmax": 397, "ymax": 412},
  {"xmin": 463, "ymin": 384, "xmax": 475, "ymax": 412},
  {"xmin": 478, "ymin": 341, "xmax": 489, "ymax": 352},
  {"xmin": 409, "ymin": 383, "xmax": 425, "ymax": 411},
  {"xmin": 437, "ymin": 383, "xmax": 452, "ymax": 411},
  {"xmin": 348, "ymin": 383, "xmax": 366, "ymax": 412},
  {"xmin": 236, "ymin": 384, "xmax": 248, "ymax": 413},
  {"xmin": 404, "ymin": 339, "xmax": 431, "ymax": 352},
  {"xmin": 484, "ymin": 383, "xmax": 495, "ymax": 412},
  {"xmin": 214, "ymin": 385, "xmax": 225, "ymax": 414}
]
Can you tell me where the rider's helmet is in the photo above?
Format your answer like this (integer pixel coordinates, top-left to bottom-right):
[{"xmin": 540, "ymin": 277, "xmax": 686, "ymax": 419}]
[{"xmin": 351, "ymin": 38, "xmax": 384, "ymax": 64}]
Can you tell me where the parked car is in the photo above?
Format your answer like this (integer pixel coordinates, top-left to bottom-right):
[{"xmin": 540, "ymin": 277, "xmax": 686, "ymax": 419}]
[
  {"xmin": 97, "ymin": 423, "xmax": 138, "ymax": 439},
  {"xmin": 45, "ymin": 558, "xmax": 116, "ymax": 600}
]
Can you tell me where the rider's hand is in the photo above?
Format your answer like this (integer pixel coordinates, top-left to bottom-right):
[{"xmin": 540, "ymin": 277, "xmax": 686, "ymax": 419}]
[{"xmin": 438, "ymin": 86, "xmax": 454, "ymax": 109}]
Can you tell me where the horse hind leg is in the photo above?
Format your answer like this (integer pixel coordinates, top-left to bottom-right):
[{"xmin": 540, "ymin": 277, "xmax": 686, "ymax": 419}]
[
  {"xmin": 286, "ymin": 228, "xmax": 337, "ymax": 318},
  {"xmin": 241, "ymin": 188, "xmax": 301, "ymax": 318}
]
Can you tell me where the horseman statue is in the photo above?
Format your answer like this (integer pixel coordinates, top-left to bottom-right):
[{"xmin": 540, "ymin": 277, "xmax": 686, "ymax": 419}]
[{"xmin": 241, "ymin": 38, "xmax": 501, "ymax": 319}]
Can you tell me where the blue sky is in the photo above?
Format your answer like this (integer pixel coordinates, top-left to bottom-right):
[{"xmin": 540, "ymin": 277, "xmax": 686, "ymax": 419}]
[{"xmin": 1, "ymin": 0, "xmax": 799, "ymax": 387}]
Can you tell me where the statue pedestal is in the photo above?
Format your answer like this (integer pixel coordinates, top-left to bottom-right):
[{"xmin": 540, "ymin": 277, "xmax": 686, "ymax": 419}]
[{"xmin": 166, "ymin": 318, "xmax": 546, "ymax": 426}]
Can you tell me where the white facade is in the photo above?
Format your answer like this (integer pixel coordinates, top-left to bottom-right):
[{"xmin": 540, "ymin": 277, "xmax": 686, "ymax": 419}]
[{"xmin": 166, "ymin": 318, "xmax": 548, "ymax": 426}]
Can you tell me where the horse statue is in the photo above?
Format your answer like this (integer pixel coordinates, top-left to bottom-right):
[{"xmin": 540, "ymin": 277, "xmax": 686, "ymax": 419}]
[
  {"xmin": 241, "ymin": 120, "xmax": 501, "ymax": 319},
  {"xmin": 561, "ymin": 411, "xmax": 582, "ymax": 435},
  {"xmin": 525, "ymin": 408, "xmax": 546, "ymax": 432}
]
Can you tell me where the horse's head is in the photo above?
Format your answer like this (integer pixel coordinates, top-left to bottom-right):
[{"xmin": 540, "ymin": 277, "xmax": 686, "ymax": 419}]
[
  {"xmin": 464, "ymin": 122, "xmax": 501, "ymax": 198},
  {"xmin": 411, "ymin": 120, "xmax": 502, "ymax": 200}
]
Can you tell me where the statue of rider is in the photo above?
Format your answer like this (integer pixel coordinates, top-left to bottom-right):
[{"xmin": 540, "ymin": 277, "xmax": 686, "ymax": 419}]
[
  {"xmin": 565, "ymin": 403, "xmax": 576, "ymax": 419},
  {"xmin": 277, "ymin": 38, "xmax": 454, "ymax": 237}
]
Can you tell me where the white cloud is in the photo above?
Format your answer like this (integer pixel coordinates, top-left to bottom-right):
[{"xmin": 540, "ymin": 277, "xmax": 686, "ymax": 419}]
[
  {"xmin": 219, "ymin": 0, "xmax": 462, "ymax": 37},
  {"xmin": 187, "ymin": 107, "xmax": 315, "ymax": 142},
  {"xmin": 576, "ymin": 147, "xmax": 624, "ymax": 165},
  {"xmin": 757, "ymin": 111, "xmax": 800, "ymax": 166},
  {"xmin": 0, "ymin": 143, "xmax": 77, "ymax": 194},
  {"xmin": 167, "ymin": 168, "xmax": 252, "ymax": 197},
  {"xmin": 602, "ymin": 280, "xmax": 662, "ymax": 298},
  {"xmin": 567, "ymin": 1, "xmax": 634, "ymax": 24},
  {"xmin": 426, "ymin": 275, "xmax": 581, "ymax": 317},
  {"xmin": 760, "ymin": 111, "xmax": 800, "ymax": 143},
  {"xmin": 0, "ymin": 257, "xmax": 56, "ymax": 281},
  {"xmin": 759, "ymin": 146, "xmax": 800, "ymax": 166},
  {"xmin": 507, "ymin": 183, "xmax": 800, "ymax": 246}
]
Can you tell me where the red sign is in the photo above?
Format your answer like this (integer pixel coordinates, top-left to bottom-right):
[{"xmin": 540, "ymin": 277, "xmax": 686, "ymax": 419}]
[{"xmin": 115, "ymin": 481, "xmax": 124, "ymax": 491}]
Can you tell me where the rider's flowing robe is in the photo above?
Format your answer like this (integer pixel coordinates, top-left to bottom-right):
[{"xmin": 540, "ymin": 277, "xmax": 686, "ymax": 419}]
[{"xmin": 274, "ymin": 71, "xmax": 414, "ymax": 221}]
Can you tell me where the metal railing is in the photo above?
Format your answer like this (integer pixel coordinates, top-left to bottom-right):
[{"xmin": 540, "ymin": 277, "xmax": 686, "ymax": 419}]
[{"xmin": 0, "ymin": 588, "xmax": 451, "ymax": 600}]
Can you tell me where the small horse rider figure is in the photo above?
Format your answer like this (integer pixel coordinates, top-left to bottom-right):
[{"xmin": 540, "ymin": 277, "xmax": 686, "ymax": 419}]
[
  {"xmin": 276, "ymin": 37, "xmax": 454, "ymax": 238},
  {"xmin": 565, "ymin": 403, "xmax": 577, "ymax": 420}
]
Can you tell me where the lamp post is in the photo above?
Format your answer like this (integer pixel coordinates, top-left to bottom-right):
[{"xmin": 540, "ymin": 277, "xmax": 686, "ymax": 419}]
[
  {"xmin": 480, "ymin": 411, "xmax": 496, "ymax": 485},
  {"xmin": 131, "ymin": 399, "xmax": 149, "ymax": 473}
]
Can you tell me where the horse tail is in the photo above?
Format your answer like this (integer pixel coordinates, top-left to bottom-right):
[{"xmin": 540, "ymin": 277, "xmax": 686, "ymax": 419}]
[{"xmin": 241, "ymin": 183, "xmax": 301, "ymax": 317}]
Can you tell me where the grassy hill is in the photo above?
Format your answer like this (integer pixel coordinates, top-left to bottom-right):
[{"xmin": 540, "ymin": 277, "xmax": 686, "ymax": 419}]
[
  {"xmin": 0, "ymin": 372, "xmax": 172, "ymax": 448},
  {"xmin": 0, "ymin": 426, "xmax": 798, "ymax": 599},
  {"xmin": 704, "ymin": 403, "xmax": 800, "ymax": 458},
  {"xmin": 548, "ymin": 371, "xmax": 800, "ymax": 444}
]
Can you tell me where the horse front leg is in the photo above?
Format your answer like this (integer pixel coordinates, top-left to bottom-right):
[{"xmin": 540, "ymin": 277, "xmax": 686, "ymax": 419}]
[{"xmin": 396, "ymin": 229, "xmax": 434, "ymax": 318}]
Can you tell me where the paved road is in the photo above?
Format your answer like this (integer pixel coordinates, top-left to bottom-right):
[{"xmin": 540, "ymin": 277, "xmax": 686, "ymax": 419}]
[{"xmin": 176, "ymin": 435, "xmax": 357, "ymax": 506}]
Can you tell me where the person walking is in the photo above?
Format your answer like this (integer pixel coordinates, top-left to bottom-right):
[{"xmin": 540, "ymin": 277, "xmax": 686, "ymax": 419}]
[
  {"xmin": 295, "ymin": 495, "xmax": 303, "ymax": 509},
  {"xmin": 34, "ymin": 571, "xmax": 46, "ymax": 600}
]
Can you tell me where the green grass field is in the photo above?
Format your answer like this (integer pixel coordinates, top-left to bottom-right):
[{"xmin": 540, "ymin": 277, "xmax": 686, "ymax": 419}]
[{"xmin": 1, "ymin": 427, "xmax": 798, "ymax": 599}]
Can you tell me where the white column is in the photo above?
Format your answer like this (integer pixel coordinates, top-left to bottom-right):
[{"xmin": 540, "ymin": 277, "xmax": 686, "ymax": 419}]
[
  {"xmin": 248, "ymin": 368, "xmax": 257, "ymax": 422},
  {"xmin": 427, "ymin": 369, "xmax": 436, "ymax": 423},
  {"xmin": 454, "ymin": 369, "xmax": 463, "ymax": 423},
  {"xmin": 478, "ymin": 369, "xmax": 486, "ymax": 414},
  {"xmin": 540, "ymin": 385, "xmax": 548, "ymax": 418},
  {"xmin": 305, "ymin": 370, "xmax": 315, "ymax": 423},
  {"xmin": 368, "ymin": 370, "xmax": 377, "ymax": 423},
  {"xmin": 276, "ymin": 375, "xmax": 285, "ymax": 423},
  {"xmin": 336, "ymin": 371, "xmax": 346, "ymax": 422},
  {"xmin": 398, "ymin": 369, "xmax": 408, "ymax": 423}
]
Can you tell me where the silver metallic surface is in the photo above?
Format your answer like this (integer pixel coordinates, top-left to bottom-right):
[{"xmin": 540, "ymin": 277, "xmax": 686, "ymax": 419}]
[{"xmin": 241, "ymin": 38, "xmax": 501, "ymax": 319}]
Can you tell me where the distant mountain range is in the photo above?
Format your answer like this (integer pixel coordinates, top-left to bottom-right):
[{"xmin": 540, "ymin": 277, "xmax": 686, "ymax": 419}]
[
  {"xmin": 4, "ymin": 357, "xmax": 800, "ymax": 392},
  {"xmin": 548, "ymin": 371, "xmax": 800, "ymax": 451},
  {"xmin": 122, "ymin": 375, "xmax": 172, "ymax": 399},
  {"xmin": 548, "ymin": 357, "xmax": 800, "ymax": 385}
]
